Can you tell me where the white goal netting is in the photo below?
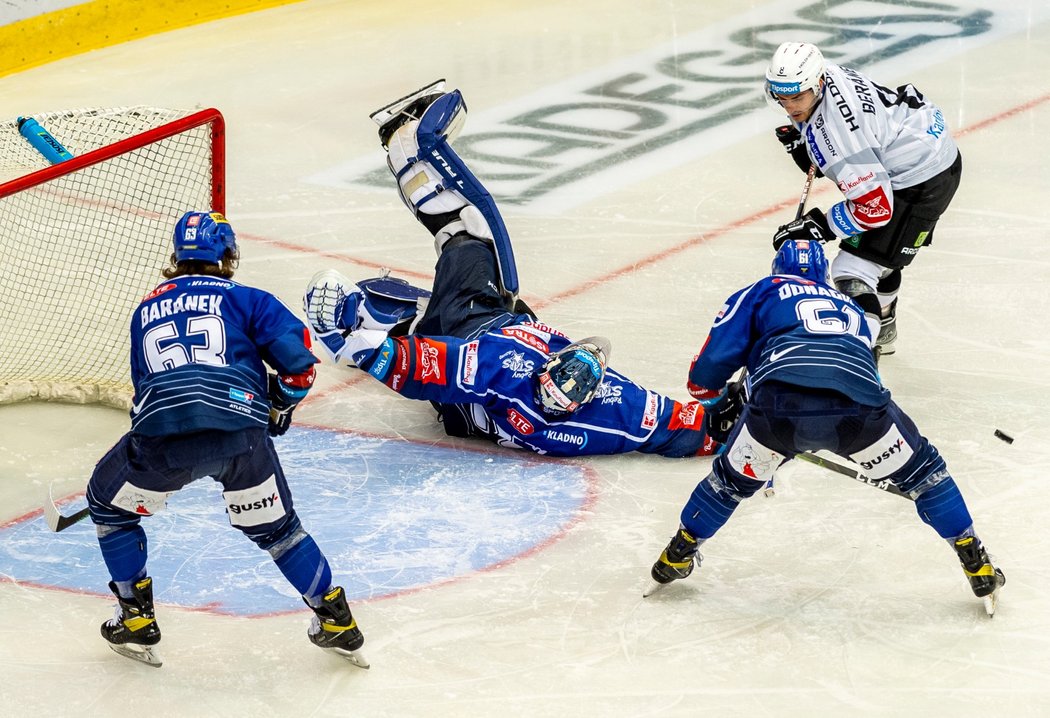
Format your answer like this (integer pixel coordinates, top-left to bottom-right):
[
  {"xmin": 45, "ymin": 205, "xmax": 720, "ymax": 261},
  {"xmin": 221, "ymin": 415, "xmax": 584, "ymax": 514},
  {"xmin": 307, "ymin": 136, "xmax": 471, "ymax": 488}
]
[{"xmin": 0, "ymin": 106, "xmax": 225, "ymax": 409}]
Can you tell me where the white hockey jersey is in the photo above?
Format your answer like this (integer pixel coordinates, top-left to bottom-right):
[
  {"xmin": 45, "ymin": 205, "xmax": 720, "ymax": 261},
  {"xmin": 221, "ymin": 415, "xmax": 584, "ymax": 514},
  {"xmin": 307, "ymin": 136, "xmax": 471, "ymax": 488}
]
[{"xmin": 795, "ymin": 63, "xmax": 958, "ymax": 239}]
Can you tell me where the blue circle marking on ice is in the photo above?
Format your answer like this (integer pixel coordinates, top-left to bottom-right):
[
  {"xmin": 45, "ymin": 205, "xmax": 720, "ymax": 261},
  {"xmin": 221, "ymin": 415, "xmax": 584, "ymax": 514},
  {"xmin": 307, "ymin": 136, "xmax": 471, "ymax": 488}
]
[{"xmin": 0, "ymin": 427, "xmax": 592, "ymax": 616}]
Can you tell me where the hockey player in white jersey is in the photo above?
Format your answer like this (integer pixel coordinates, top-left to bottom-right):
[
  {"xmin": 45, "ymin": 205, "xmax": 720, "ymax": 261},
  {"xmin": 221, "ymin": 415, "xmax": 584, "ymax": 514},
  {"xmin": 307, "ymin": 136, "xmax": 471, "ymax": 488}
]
[{"xmin": 765, "ymin": 42, "xmax": 963, "ymax": 361}]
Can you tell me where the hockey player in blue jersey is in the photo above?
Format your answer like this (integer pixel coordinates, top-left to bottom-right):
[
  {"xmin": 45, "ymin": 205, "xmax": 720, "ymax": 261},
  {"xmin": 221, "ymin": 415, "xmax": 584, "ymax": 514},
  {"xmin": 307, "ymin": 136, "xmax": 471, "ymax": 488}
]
[
  {"xmin": 646, "ymin": 239, "xmax": 1005, "ymax": 614},
  {"xmin": 303, "ymin": 83, "xmax": 726, "ymax": 459},
  {"xmin": 85, "ymin": 211, "xmax": 367, "ymax": 668}
]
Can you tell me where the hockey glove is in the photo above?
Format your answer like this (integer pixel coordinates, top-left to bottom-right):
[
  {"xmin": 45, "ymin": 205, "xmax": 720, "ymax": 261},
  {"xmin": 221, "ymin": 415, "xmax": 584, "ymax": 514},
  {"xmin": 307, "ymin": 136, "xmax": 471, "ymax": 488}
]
[
  {"xmin": 772, "ymin": 207, "xmax": 834, "ymax": 250},
  {"xmin": 704, "ymin": 380, "xmax": 745, "ymax": 445},
  {"xmin": 774, "ymin": 125, "xmax": 823, "ymax": 178},
  {"xmin": 267, "ymin": 368, "xmax": 315, "ymax": 437}
]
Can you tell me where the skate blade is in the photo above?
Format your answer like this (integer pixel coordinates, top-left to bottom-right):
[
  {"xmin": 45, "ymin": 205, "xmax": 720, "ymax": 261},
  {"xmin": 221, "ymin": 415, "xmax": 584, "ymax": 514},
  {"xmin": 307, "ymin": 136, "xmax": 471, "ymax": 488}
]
[
  {"xmin": 983, "ymin": 588, "xmax": 1001, "ymax": 617},
  {"xmin": 369, "ymin": 79, "xmax": 446, "ymax": 126},
  {"xmin": 325, "ymin": 646, "xmax": 370, "ymax": 669},
  {"xmin": 108, "ymin": 642, "xmax": 163, "ymax": 668},
  {"xmin": 642, "ymin": 579, "xmax": 670, "ymax": 598}
]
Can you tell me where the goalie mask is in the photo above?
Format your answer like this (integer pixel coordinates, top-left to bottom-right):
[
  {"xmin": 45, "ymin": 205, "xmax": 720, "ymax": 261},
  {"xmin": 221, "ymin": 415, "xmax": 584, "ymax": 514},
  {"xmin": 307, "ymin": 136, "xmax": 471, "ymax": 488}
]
[
  {"xmin": 536, "ymin": 336, "xmax": 611, "ymax": 414},
  {"xmin": 772, "ymin": 239, "xmax": 829, "ymax": 283},
  {"xmin": 173, "ymin": 211, "xmax": 237, "ymax": 264}
]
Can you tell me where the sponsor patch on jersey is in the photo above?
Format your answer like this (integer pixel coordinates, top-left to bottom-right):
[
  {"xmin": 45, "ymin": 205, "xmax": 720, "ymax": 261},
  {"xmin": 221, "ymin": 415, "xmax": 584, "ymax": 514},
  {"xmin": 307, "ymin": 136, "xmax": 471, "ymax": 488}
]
[
  {"xmin": 506, "ymin": 408, "xmax": 535, "ymax": 435},
  {"xmin": 142, "ymin": 283, "xmax": 177, "ymax": 302},
  {"xmin": 223, "ymin": 474, "xmax": 285, "ymax": 528},
  {"xmin": 594, "ymin": 382, "xmax": 622, "ymax": 405},
  {"xmin": 461, "ymin": 341, "xmax": 480, "ymax": 385},
  {"xmin": 668, "ymin": 400, "xmax": 703, "ymax": 431},
  {"xmin": 522, "ymin": 321, "xmax": 566, "ymax": 340},
  {"xmin": 805, "ymin": 125, "xmax": 827, "ymax": 167},
  {"xmin": 849, "ymin": 425, "xmax": 913, "ymax": 479},
  {"xmin": 499, "ymin": 349, "xmax": 536, "ymax": 379},
  {"xmin": 725, "ymin": 425, "xmax": 782, "ymax": 481},
  {"xmin": 501, "ymin": 327, "xmax": 550, "ymax": 353},
  {"xmin": 368, "ymin": 338, "xmax": 396, "ymax": 381},
  {"xmin": 927, "ymin": 109, "xmax": 946, "ymax": 138},
  {"xmin": 113, "ymin": 483, "xmax": 176, "ymax": 516},
  {"xmin": 829, "ymin": 202, "xmax": 861, "ymax": 236},
  {"xmin": 545, "ymin": 429, "xmax": 587, "ymax": 449},
  {"xmin": 414, "ymin": 337, "xmax": 447, "ymax": 385},
  {"xmin": 386, "ymin": 336, "xmax": 411, "ymax": 390},
  {"xmin": 229, "ymin": 388, "xmax": 255, "ymax": 403},
  {"xmin": 837, "ymin": 171, "xmax": 875, "ymax": 193},
  {"xmin": 851, "ymin": 186, "xmax": 891, "ymax": 225},
  {"xmin": 641, "ymin": 392, "xmax": 659, "ymax": 430}
]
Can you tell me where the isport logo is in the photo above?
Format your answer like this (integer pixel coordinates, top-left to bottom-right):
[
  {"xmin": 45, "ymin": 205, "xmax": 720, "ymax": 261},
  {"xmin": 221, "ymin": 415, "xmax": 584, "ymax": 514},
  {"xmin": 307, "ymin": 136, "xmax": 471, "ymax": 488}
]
[{"xmin": 315, "ymin": 0, "xmax": 1003, "ymax": 211}]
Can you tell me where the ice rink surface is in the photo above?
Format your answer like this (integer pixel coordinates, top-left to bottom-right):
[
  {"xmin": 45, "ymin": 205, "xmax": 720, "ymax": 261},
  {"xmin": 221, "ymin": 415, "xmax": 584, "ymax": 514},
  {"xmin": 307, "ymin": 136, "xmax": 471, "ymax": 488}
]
[{"xmin": 2, "ymin": 0, "xmax": 1050, "ymax": 715}]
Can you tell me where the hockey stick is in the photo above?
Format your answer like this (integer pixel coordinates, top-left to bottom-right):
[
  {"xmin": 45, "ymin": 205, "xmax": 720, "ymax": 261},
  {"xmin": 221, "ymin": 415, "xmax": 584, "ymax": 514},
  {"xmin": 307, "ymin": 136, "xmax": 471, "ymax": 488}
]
[
  {"xmin": 795, "ymin": 452, "xmax": 912, "ymax": 500},
  {"xmin": 794, "ymin": 164, "xmax": 817, "ymax": 220},
  {"xmin": 761, "ymin": 175, "xmax": 814, "ymax": 499},
  {"xmin": 43, "ymin": 484, "xmax": 91, "ymax": 532}
]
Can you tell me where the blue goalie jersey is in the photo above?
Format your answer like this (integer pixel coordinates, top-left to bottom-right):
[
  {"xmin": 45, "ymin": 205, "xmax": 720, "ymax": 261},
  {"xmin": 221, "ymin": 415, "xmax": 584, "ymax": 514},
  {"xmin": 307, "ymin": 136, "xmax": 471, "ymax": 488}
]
[
  {"xmin": 354, "ymin": 320, "xmax": 715, "ymax": 458},
  {"xmin": 689, "ymin": 275, "xmax": 888, "ymax": 406},
  {"xmin": 128, "ymin": 275, "xmax": 317, "ymax": 436}
]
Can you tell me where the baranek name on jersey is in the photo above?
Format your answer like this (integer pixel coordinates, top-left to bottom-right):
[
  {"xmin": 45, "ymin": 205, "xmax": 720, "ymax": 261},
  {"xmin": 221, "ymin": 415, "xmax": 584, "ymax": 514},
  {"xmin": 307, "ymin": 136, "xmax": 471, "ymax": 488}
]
[{"xmin": 140, "ymin": 294, "xmax": 224, "ymax": 328}]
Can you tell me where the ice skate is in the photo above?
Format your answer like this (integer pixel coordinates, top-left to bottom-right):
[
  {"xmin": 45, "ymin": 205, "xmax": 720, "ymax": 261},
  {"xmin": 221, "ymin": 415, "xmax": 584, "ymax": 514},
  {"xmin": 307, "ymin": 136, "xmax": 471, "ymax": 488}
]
[
  {"xmin": 308, "ymin": 586, "xmax": 369, "ymax": 668},
  {"xmin": 370, "ymin": 78, "xmax": 448, "ymax": 149},
  {"xmin": 643, "ymin": 528, "xmax": 700, "ymax": 597},
  {"xmin": 953, "ymin": 535, "xmax": 1005, "ymax": 616},
  {"xmin": 100, "ymin": 577, "xmax": 163, "ymax": 668},
  {"xmin": 876, "ymin": 300, "xmax": 897, "ymax": 357}
]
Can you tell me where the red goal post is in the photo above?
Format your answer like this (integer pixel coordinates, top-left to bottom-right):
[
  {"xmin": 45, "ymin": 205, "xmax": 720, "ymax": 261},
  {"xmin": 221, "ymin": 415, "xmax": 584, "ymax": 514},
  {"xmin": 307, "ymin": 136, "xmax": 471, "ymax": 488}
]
[{"xmin": 0, "ymin": 107, "xmax": 225, "ymax": 409}]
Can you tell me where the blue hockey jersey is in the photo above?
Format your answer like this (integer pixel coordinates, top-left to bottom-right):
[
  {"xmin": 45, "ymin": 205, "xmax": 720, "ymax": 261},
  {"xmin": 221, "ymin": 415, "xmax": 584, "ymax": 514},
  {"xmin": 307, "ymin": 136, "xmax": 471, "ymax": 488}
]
[
  {"xmin": 354, "ymin": 320, "xmax": 715, "ymax": 458},
  {"xmin": 128, "ymin": 275, "xmax": 317, "ymax": 436},
  {"xmin": 688, "ymin": 275, "xmax": 888, "ymax": 406}
]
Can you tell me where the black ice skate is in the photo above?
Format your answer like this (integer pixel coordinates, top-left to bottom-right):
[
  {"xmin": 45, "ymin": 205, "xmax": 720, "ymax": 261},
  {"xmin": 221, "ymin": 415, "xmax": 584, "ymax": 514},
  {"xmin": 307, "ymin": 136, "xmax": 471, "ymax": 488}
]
[
  {"xmin": 101, "ymin": 576, "xmax": 163, "ymax": 667},
  {"xmin": 643, "ymin": 528, "xmax": 701, "ymax": 597},
  {"xmin": 876, "ymin": 299, "xmax": 897, "ymax": 357},
  {"xmin": 370, "ymin": 79, "xmax": 448, "ymax": 149},
  {"xmin": 953, "ymin": 535, "xmax": 1005, "ymax": 616},
  {"xmin": 307, "ymin": 586, "xmax": 369, "ymax": 669}
]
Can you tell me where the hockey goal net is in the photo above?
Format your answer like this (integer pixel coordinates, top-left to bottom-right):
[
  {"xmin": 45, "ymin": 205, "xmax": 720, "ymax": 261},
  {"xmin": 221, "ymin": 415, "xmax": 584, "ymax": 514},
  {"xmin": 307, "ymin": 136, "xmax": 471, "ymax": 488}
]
[{"xmin": 0, "ymin": 107, "xmax": 225, "ymax": 409}]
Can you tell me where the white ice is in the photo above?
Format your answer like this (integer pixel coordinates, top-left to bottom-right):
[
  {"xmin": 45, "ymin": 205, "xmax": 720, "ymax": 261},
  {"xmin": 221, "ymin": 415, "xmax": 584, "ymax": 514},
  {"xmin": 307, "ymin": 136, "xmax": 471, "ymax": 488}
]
[{"xmin": 2, "ymin": 0, "xmax": 1049, "ymax": 715}]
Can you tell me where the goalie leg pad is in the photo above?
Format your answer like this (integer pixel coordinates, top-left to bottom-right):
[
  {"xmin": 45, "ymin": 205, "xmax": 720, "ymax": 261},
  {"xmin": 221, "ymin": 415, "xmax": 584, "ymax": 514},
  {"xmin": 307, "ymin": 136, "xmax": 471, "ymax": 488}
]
[{"xmin": 385, "ymin": 118, "xmax": 519, "ymax": 300}]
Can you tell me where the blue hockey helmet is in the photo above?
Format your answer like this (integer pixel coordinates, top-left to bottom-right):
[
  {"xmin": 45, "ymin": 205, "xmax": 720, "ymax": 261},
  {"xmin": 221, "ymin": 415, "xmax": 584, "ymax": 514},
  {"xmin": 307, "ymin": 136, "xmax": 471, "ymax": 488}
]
[
  {"xmin": 536, "ymin": 336, "xmax": 611, "ymax": 414},
  {"xmin": 173, "ymin": 211, "xmax": 237, "ymax": 264},
  {"xmin": 772, "ymin": 239, "xmax": 829, "ymax": 283}
]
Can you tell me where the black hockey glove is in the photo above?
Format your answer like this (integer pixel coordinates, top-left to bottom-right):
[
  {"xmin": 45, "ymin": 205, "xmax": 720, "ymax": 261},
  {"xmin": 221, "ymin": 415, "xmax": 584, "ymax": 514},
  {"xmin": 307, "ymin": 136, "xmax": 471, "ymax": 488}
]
[
  {"xmin": 267, "ymin": 371, "xmax": 314, "ymax": 437},
  {"xmin": 774, "ymin": 125, "xmax": 823, "ymax": 178},
  {"xmin": 772, "ymin": 207, "xmax": 834, "ymax": 250},
  {"xmin": 705, "ymin": 380, "xmax": 745, "ymax": 445}
]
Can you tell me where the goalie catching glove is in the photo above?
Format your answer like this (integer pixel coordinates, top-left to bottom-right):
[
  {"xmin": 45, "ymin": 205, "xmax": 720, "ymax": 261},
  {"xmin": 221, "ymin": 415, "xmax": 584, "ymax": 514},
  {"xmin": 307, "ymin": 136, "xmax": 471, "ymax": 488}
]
[
  {"xmin": 304, "ymin": 269, "xmax": 427, "ymax": 368},
  {"xmin": 772, "ymin": 207, "xmax": 833, "ymax": 250},
  {"xmin": 268, "ymin": 367, "xmax": 316, "ymax": 437}
]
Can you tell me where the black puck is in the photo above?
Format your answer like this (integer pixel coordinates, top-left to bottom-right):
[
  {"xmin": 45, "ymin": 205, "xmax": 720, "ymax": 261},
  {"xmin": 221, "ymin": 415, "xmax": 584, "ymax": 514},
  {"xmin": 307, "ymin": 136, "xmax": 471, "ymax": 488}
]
[{"xmin": 994, "ymin": 429, "xmax": 1014, "ymax": 444}]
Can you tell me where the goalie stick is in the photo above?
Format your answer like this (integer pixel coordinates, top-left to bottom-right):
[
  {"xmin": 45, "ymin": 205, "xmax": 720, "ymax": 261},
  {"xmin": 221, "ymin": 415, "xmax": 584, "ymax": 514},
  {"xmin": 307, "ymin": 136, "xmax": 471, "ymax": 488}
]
[{"xmin": 44, "ymin": 483, "xmax": 91, "ymax": 532}]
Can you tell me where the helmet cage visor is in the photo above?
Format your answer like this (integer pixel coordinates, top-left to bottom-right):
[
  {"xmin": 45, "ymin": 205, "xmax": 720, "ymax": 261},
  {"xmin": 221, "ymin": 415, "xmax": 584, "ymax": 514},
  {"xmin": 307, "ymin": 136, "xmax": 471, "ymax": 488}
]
[{"xmin": 535, "ymin": 336, "xmax": 611, "ymax": 414}]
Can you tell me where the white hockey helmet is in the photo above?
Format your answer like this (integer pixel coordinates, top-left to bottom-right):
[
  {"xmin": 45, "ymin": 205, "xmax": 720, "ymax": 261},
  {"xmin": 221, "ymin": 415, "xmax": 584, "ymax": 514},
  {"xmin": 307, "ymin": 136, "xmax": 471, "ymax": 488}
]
[{"xmin": 765, "ymin": 42, "xmax": 826, "ymax": 108}]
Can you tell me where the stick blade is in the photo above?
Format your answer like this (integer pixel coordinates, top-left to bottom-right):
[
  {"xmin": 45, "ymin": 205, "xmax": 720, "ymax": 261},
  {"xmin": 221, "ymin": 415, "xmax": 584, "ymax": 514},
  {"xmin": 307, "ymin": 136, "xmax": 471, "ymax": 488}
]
[{"xmin": 43, "ymin": 483, "xmax": 90, "ymax": 532}]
